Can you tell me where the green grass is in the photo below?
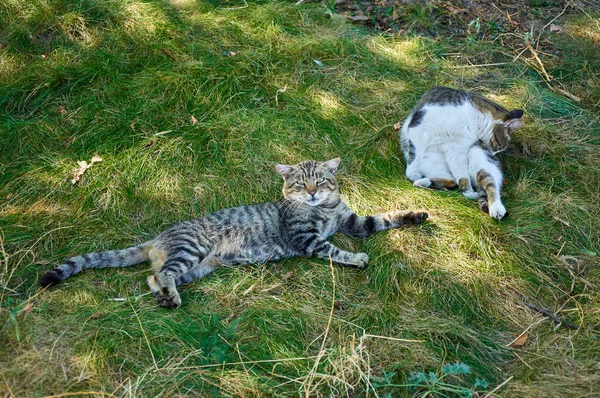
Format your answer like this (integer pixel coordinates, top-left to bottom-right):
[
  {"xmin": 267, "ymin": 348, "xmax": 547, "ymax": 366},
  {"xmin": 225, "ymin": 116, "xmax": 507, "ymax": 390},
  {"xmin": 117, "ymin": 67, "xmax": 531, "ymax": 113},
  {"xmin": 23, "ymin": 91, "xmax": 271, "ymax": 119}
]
[{"xmin": 1, "ymin": 1, "xmax": 599, "ymax": 396}]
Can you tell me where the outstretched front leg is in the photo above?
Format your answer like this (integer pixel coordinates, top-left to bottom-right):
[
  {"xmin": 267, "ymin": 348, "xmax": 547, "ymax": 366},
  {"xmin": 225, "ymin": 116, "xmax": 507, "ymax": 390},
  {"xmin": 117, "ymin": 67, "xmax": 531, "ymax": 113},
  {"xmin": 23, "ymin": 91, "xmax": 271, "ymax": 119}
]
[
  {"xmin": 290, "ymin": 232, "xmax": 370, "ymax": 269},
  {"xmin": 338, "ymin": 209, "xmax": 429, "ymax": 238}
]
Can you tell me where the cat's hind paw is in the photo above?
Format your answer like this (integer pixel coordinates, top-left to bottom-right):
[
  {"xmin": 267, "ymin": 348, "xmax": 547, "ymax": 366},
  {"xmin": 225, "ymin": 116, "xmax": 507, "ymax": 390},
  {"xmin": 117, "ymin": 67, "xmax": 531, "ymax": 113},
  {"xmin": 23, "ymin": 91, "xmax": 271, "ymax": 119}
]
[
  {"xmin": 413, "ymin": 178, "xmax": 432, "ymax": 188},
  {"xmin": 147, "ymin": 275, "xmax": 182, "ymax": 309}
]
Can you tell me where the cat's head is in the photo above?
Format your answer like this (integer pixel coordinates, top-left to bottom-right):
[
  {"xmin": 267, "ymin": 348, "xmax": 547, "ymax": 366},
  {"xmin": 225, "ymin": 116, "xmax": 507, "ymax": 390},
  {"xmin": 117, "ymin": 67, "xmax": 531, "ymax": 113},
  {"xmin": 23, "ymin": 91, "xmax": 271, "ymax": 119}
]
[
  {"xmin": 490, "ymin": 109, "xmax": 525, "ymax": 153},
  {"xmin": 276, "ymin": 158, "xmax": 341, "ymax": 207}
]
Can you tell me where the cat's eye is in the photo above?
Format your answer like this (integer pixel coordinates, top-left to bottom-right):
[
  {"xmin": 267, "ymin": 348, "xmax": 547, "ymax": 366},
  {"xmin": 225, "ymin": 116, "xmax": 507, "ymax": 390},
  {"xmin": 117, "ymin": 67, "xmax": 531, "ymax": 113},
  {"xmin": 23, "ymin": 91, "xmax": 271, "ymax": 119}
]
[
  {"xmin": 316, "ymin": 178, "xmax": 326, "ymax": 185},
  {"xmin": 294, "ymin": 182, "xmax": 305, "ymax": 187}
]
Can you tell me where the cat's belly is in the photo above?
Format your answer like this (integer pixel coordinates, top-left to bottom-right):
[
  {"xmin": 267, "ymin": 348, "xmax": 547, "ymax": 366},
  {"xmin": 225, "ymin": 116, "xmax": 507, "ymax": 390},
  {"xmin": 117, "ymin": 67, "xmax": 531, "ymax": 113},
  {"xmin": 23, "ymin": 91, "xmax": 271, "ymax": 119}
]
[{"xmin": 217, "ymin": 245, "xmax": 287, "ymax": 265}]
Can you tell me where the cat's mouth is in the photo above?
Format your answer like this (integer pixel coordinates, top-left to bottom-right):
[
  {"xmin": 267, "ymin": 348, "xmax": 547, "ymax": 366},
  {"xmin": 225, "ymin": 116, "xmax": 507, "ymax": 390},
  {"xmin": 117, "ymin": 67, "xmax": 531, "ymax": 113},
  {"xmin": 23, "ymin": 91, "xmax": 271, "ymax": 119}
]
[{"xmin": 306, "ymin": 197, "xmax": 322, "ymax": 206}]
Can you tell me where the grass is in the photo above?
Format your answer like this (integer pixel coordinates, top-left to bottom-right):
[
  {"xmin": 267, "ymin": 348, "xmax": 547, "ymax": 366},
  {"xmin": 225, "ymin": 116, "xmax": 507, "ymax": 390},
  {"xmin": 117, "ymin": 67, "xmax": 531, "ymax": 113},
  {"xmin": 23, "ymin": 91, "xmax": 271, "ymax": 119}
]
[{"xmin": 1, "ymin": 0, "xmax": 599, "ymax": 396}]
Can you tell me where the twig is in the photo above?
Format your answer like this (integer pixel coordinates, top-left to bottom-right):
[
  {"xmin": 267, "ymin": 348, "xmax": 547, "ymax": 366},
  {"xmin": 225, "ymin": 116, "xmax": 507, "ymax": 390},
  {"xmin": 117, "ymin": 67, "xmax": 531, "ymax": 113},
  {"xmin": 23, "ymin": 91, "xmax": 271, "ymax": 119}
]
[
  {"xmin": 526, "ymin": 41, "xmax": 581, "ymax": 102},
  {"xmin": 526, "ymin": 41, "xmax": 552, "ymax": 82},
  {"xmin": 448, "ymin": 62, "xmax": 510, "ymax": 69},
  {"xmin": 361, "ymin": 334, "xmax": 425, "ymax": 343},
  {"xmin": 525, "ymin": 303, "xmax": 579, "ymax": 329},
  {"xmin": 160, "ymin": 355, "xmax": 319, "ymax": 372},
  {"xmin": 129, "ymin": 301, "xmax": 159, "ymax": 371},
  {"xmin": 43, "ymin": 392, "xmax": 119, "ymax": 398},
  {"xmin": 483, "ymin": 376, "xmax": 514, "ymax": 398}
]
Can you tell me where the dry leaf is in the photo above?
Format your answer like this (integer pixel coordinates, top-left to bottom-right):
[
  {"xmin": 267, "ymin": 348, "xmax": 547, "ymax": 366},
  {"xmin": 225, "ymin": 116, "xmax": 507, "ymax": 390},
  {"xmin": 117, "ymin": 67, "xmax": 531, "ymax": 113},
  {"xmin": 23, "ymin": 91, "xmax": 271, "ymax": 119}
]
[
  {"xmin": 71, "ymin": 155, "xmax": 103, "ymax": 184},
  {"xmin": 393, "ymin": 122, "xmax": 401, "ymax": 131},
  {"xmin": 6, "ymin": 192, "xmax": 13, "ymax": 200},
  {"xmin": 348, "ymin": 15, "xmax": 370, "ymax": 21},
  {"xmin": 41, "ymin": 54, "xmax": 47, "ymax": 59},
  {"xmin": 225, "ymin": 312, "xmax": 236, "ymax": 323},
  {"xmin": 90, "ymin": 312, "xmax": 102, "ymax": 319},
  {"xmin": 18, "ymin": 302, "xmax": 34, "ymax": 316},
  {"xmin": 508, "ymin": 331, "xmax": 528, "ymax": 347},
  {"xmin": 282, "ymin": 271, "xmax": 293, "ymax": 281},
  {"xmin": 58, "ymin": 105, "xmax": 68, "ymax": 115},
  {"xmin": 549, "ymin": 24, "xmax": 563, "ymax": 34},
  {"xmin": 190, "ymin": 115, "xmax": 198, "ymax": 125}
]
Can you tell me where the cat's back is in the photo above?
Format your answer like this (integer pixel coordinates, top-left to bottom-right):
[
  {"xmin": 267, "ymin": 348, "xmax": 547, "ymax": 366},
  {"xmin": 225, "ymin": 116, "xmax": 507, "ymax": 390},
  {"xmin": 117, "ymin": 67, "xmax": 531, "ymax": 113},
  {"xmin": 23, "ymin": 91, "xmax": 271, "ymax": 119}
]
[
  {"xmin": 159, "ymin": 201, "xmax": 282, "ymax": 239},
  {"xmin": 402, "ymin": 86, "xmax": 502, "ymax": 144}
]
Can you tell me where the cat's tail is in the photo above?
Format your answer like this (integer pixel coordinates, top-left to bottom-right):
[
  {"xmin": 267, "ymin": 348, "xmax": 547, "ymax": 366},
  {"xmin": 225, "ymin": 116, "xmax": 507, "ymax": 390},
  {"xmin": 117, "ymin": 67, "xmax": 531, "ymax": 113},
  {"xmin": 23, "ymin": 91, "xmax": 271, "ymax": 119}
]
[{"xmin": 39, "ymin": 241, "xmax": 154, "ymax": 288}]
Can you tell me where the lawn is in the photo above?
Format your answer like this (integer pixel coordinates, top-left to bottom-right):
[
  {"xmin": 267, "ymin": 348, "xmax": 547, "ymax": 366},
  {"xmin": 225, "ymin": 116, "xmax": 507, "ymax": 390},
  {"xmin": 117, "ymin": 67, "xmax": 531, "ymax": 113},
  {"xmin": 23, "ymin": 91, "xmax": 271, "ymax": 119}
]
[{"xmin": 1, "ymin": 0, "xmax": 599, "ymax": 396}]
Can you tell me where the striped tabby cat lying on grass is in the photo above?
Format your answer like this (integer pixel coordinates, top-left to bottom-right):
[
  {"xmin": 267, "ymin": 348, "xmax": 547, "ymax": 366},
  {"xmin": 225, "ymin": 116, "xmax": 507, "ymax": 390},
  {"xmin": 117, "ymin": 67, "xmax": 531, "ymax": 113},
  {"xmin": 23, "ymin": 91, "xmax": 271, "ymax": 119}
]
[
  {"xmin": 40, "ymin": 158, "xmax": 428, "ymax": 308},
  {"xmin": 399, "ymin": 86, "xmax": 525, "ymax": 220}
]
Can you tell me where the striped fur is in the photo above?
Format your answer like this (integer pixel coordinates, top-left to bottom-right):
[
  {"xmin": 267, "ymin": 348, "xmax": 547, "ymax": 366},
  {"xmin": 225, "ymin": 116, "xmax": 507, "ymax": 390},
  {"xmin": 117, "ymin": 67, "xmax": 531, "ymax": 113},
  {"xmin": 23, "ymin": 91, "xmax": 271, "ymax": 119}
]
[
  {"xmin": 40, "ymin": 158, "xmax": 428, "ymax": 308},
  {"xmin": 399, "ymin": 86, "xmax": 525, "ymax": 220}
]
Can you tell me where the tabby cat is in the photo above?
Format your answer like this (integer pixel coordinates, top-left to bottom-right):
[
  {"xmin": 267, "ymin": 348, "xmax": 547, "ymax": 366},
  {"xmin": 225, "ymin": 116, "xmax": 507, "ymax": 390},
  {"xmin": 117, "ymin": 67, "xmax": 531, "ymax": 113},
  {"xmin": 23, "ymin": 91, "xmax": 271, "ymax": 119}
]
[
  {"xmin": 399, "ymin": 86, "xmax": 525, "ymax": 220},
  {"xmin": 40, "ymin": 158, "xmax": 428, "ymax": 308}
]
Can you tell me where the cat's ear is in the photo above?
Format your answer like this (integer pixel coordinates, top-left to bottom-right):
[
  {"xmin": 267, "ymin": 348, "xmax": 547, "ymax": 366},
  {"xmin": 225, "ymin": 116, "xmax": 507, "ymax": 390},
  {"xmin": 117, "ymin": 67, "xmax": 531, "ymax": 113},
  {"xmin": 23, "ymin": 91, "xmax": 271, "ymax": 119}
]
[
  {"xmin": 505, "ymin": 118, "xmax": 525, "ymax": 132},
  {"xmin": 323, "ymin": 158, "xmax": 341, "ymax": 173},
  {"xmin": 509, "ymin": 109, "xmax": 524, "ymax": 119},
  {"xmin": 276, "ymin": 164, "xmax": 294, "ymax": 178}
]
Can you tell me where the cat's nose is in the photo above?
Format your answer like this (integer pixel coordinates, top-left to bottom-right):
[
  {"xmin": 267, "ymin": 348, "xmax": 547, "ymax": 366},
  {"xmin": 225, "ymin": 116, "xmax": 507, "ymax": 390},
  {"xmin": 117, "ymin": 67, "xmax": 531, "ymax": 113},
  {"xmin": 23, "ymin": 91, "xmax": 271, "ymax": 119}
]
[{"xmin": 307, "ymin": 190, "xmax": 316, "ymax": 196}]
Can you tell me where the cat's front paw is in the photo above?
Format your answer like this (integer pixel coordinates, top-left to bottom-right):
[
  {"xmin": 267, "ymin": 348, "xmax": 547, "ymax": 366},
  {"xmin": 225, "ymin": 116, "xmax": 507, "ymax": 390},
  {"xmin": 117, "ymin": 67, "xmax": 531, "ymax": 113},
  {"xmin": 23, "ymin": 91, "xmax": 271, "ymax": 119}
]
[
  {"xmin": 489, "ymin": 202, "xmax": 507, "ymax": 220},
  {"xmin": 402, "ymin": 211, "xmax": 429, "ymax": 224},
  {"xmin": 353, "ymin": 252, "xmax": 369, "ymax": 269}
]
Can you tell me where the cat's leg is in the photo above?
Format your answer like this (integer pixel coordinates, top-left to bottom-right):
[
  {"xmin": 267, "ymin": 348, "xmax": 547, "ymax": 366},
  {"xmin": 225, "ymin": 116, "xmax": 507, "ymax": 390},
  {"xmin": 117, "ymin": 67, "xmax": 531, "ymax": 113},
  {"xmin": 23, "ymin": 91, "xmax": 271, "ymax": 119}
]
[
  {"xmin": 413, "ymin": 151, "xmax": 456, "ymax": 190},
  {"xmin": 293, "ymin": 236, "xmax": 371, "ymax": 269},
  {"xmin": 445, "ymin": 148, "xmax": 479, "ymax": 199},
  {"xmin": 338, "ymin": 209, "xmax": 429, "ymax": 239},
  {"xmin": 468, "ymin": 147, "xmax": 506, "ymax": 220},
  {"xmin": 175, "ymin": 256, "xmax": 221, "ymax": 286},
  {"xmin": 147, "ymin": 248, "xmax": 206, "ymax": 308}
]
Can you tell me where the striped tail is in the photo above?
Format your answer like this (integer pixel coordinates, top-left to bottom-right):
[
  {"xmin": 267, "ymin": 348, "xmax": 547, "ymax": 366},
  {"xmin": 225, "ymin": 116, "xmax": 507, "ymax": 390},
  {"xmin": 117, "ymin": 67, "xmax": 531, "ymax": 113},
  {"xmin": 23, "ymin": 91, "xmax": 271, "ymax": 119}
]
[{"xmin": 39, "ymin": 241, "xmax": 153, "ymax": 288}]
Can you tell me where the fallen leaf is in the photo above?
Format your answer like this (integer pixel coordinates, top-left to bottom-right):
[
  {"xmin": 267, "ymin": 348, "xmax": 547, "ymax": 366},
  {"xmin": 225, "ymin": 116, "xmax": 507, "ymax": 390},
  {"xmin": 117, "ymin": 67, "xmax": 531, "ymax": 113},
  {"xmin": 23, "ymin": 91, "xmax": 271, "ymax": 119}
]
[
  {"xmin": 71, "ymin": 155, "xmax": 103, "ymax": 184},
  {"xmin": 348, "ymin": 15, "xmax": 370, "ymax": 21},
  {"xmin": 313, "ymin": 59, "xmax": 324, "ymax": 67},
  {"xmin": 281, "ymin": 271, "xmax": 293, "ymax": 281},
  {"xmin": 6, "ymin": 193, "xmax": 13, "ymax": 200},
  {"xmin": 549, "ymin": 24, "xmax": 563, "ymax": 34},
  {"xmin": 225, "ymin": 312, "xmax": 236, "ymax": 323},
  {"xmin": 18, "ymin": 302, "xmax": 34, "ymax": 316},
  {"xmin": 334, "ymin": 300, "xmax": 345, "ymax": 310},
  {"xmin": 90, "ymin": 312, "xmax": 102, "ymax": 319},
  {"xmin": 393, "ymin": 122, "xmax": 401, "ymax": 131},
  {"xmin": 58, "ymin": 105, "xmax": 68, "ymax": 115},
  {"xmin": 190, "ymin": 115, "xmax": 198, "ymax": 125},
  {"xmin": 41, "ymin": 54, "xmax": 47, "ymax": 59},
  {"xmin": 508, "ymin": 331, "xmax": 528, "ymax": 347}
]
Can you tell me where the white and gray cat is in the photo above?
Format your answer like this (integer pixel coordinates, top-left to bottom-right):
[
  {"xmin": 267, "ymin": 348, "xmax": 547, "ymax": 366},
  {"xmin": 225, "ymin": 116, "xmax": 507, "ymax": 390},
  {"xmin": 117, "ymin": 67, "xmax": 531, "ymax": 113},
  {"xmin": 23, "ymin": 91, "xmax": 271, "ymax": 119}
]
[{"xmin": 399, "ymin": 86, "xmax": 525, "ymax": 220}]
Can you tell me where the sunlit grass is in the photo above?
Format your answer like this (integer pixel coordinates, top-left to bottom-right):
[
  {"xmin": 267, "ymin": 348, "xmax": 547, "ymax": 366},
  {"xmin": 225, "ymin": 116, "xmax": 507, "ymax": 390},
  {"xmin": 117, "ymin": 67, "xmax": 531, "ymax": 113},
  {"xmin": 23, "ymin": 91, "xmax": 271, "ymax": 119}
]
[{"xmin": 1, "ymin": 0, "xmax": 599, "ymax": 397}]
